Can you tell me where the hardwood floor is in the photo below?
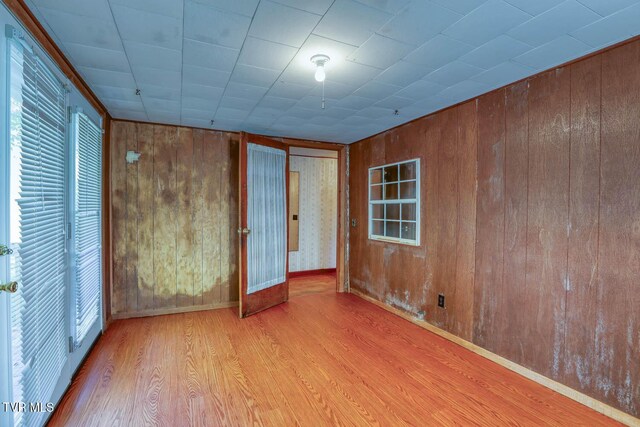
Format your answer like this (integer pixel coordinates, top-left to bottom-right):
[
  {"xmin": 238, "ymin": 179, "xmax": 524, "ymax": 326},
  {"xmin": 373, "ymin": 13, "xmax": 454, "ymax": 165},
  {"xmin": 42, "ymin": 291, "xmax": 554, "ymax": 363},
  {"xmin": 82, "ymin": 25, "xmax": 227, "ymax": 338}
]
[
  {"xmin": 289, "ymin": 273, "xmax": 336, "ymax": 298},
  {"xmin": 49, "ymin": 275, "xmax": 619, "ymax": 426}
]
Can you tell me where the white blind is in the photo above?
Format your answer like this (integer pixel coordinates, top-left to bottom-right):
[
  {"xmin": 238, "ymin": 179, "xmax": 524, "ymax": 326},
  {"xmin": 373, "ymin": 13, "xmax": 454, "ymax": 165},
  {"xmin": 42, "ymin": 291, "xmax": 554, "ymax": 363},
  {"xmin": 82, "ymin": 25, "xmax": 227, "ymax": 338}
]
[
  {"xmin": 8, "ymin": 39, "xmax": 68, "ymax": 427},
  {"xmin": 246, "ymin": 143, "xmax": 287, "ymax": 294},
  {"xmin": 71, "ymin": 111, "xmax": 102, "ymax": 345}
]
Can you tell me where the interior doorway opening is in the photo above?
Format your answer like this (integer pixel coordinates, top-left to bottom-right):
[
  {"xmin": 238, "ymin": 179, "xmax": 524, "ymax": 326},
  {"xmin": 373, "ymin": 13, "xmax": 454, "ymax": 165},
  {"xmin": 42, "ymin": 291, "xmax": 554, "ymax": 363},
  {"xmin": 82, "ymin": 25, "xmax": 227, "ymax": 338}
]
[{"xmin": 287, "ymin": 146, "xmax": 339, "ymax": 298}]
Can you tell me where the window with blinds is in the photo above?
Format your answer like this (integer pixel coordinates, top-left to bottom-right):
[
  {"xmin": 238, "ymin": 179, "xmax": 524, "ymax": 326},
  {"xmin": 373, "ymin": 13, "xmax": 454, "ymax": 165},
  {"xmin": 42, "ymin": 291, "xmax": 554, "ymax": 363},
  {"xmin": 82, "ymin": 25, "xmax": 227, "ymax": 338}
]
[
  {"xmin": 8, "ymin": 38, "xmax": 69, "ymax": 427},
  {"xmin": 70, "ymin": 111, "xmax": 102, "ymax": 346}
]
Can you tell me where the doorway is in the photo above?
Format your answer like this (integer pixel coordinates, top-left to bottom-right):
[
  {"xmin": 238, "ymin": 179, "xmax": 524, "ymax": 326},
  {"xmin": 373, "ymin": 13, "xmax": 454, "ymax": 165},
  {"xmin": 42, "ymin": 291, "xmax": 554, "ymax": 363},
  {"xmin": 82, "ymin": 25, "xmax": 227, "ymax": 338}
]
[{"xmin": 287, "ymin": 146, "xmax": 339, "ymax": 298}]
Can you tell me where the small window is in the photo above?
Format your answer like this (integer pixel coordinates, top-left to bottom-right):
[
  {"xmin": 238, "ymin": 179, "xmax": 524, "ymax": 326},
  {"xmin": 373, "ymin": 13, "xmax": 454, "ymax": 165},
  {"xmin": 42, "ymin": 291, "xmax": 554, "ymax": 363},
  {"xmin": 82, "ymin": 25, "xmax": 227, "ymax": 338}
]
[{"xmin": 368, "ymin": 159, "xmax": 420, "ymax": 246}]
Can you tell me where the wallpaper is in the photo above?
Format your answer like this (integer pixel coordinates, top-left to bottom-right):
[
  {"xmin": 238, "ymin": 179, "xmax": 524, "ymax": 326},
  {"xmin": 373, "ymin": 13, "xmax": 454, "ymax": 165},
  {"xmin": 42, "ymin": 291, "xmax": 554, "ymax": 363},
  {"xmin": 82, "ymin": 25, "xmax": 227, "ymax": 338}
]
[{"xmin": 289, "ymin": 155, "xmax": 338, "ymax": 272}]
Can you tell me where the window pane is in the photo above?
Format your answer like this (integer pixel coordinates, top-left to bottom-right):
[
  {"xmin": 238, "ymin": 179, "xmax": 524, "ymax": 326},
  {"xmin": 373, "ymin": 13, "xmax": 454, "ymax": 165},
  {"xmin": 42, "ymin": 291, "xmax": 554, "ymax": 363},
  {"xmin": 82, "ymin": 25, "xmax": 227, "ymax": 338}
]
[
  {"xmin": 402, "ymin": 203, "xmax": 416, "ymax": 221},
  {"xmin": 400, "ymin": 181, "xmax": 416, "ymax": 199},
  {"xmin": 371, "ymin": 204, "xmax": 384, "ymax": 219},
  {"xmin": 401, "ymin": 222, "xmax": 416, "ymax": 241},
  {"xmin": 370, "ymin": 184, "xmax": 383, "ymax": 200},
  {"xmin": 386, "ymin": 221, "xmax": 400, "ymax": 238},
  {"xmin": 384, "ymin": 165, "xmax": 399, "ymax": 183},
  {"xmin": 372, "ymin": 220, "xmax": 384, "ymax": 236},
  {"xmin": 400, "ymin": 161, "xmax": 417, "ymax": 180},
  {"xmin": 370, "ymin": 168, "xmax": 382, "ymax": 184},
  {"xmin": 386, "ymin": 203, "xmax": 400, "ymax": 220},
  {"xmin": 384, "ymin": 183, "xmax": 399, "ymax": 200}
]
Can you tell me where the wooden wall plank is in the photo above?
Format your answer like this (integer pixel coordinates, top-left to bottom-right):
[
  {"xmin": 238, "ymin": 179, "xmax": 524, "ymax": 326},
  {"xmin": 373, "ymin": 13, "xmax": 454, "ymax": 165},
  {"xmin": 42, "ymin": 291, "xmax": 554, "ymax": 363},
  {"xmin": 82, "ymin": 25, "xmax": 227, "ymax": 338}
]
[
  {"xmin": 219, "ymin": 134, "xmax": 231, "ymax": 303},
  {"xmin": 500, "ymin": 80, "xmax": 529, "ymax": 362},
  {"xmin": 177, "ymin": 127, "xmax": 195, "ymax": 307},
  {"xmin": 136, "ymin": 124, "xmax": 155, "ymax": 311},
  {"xmin": 423, "ymin": 115, "xmax": 440, "ymax": 324},
  {"xmin": 191, "ymin": 130, "xmax": 205, "ymax": 306},
  {"xmin": 202, "ymin": 132, "xmax": 222, "ymax": 304},
  {"xmin": 564, "ymin": 55, "xmax": 602, "ymax": 393},
  {"xmin": 524, "ymin": 69, "xmax": 571, "ymax": 379},
  {"xmin": 597, "ymin": 41, "xmax": 640, "ymax": 415},
  {"xmin": 111, "ymin": 122, "xmax": 128, "ymax": 314},
  {"xmin": 454, "ymin": 101, "xmax": 478, "ymax": 341},
  {"xmin": 153, "ymin": 125, "xmax": 178, "ymax": 309},
  {"xmin": 124, "ymin": 122, "xmax": 139, "ymax": 313},
  {"xmin": 473, "ymin": 89, "xmax": 505, "ymax": 352}
]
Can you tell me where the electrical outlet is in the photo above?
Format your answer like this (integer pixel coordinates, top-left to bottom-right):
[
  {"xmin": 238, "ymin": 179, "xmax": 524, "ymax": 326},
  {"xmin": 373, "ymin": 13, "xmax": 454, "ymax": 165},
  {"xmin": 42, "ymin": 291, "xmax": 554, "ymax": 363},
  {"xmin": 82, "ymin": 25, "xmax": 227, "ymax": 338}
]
[{"xmin": 437, "ymin": 294, "xmax": 445, "ymax": 308}]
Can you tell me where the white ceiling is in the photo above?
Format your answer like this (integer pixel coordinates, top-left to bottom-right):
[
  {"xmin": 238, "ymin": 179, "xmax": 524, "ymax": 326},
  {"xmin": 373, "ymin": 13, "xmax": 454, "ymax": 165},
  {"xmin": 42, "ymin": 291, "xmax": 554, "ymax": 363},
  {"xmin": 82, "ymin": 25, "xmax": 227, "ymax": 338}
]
[{"xmin": 24, "ymin": 0, "xmax": 640, "ymax": 143}]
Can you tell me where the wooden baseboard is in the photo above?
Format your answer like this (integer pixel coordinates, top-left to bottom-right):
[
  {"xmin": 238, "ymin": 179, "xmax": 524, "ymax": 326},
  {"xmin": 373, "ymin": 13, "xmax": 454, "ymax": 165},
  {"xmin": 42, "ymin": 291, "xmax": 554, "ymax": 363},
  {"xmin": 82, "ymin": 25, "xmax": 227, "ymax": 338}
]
[
  {"xmin": 350, "ymin": 289, "xmax": 640, "ymax": 427},
  {"xmin": 111, "ymin": 301, "xmax": 238, "ymax": 320},
  {"xmin": 289, "ymin": 268, "xmax": 337, "ymax": 278}
]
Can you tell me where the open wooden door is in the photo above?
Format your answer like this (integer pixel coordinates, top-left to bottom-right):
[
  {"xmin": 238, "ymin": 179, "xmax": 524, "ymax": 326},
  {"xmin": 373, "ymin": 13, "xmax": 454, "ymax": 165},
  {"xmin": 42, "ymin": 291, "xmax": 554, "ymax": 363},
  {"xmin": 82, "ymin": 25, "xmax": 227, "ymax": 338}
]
[{"xmin": 239, "ymin": 133, "xmax": 289, "ymax": 317}]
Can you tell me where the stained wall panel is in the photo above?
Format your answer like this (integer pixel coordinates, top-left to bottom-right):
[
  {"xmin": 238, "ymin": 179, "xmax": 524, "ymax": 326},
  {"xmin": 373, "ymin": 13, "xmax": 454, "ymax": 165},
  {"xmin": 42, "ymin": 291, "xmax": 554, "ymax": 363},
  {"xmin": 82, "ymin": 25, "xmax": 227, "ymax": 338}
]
[{"xmin": 349, "ymin": 38, "xmax": 640, "ymax": 417}]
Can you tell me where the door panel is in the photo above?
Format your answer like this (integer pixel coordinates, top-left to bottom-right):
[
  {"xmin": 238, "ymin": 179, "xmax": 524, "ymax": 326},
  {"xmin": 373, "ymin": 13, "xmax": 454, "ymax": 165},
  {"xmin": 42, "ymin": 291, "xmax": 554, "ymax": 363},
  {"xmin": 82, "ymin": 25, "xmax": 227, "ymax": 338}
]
[{"xmin": 239, "ymin": 133, "xmax": 289, "ymax": 317}]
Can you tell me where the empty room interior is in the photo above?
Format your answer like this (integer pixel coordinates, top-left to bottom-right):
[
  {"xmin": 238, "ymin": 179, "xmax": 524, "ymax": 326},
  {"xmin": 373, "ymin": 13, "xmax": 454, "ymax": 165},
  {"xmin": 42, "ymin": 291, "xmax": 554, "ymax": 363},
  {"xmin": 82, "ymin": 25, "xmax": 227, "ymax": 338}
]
[{"xmin": 1, "ymin": 0, "xmax": 640, "ymax": 425}]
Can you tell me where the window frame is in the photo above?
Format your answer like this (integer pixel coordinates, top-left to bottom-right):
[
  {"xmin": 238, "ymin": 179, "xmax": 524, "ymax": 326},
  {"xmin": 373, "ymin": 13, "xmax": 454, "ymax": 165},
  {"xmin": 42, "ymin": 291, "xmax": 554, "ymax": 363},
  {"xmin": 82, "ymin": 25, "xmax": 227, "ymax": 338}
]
[{"xmin": 368, "ymin": 158, "xmax": 420, "ymax": 246}]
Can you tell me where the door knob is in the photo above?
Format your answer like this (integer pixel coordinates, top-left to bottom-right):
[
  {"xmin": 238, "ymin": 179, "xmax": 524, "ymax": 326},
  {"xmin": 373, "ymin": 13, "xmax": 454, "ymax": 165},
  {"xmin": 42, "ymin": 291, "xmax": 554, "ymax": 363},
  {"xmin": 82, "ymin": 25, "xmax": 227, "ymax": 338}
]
[
  {"xmin": 0, "ymin": 244, "xmax": 13, "ymax": 256},
  {"xmin": 0, "ymin": 281, "xmax": 18, "ymax": 293},
  {"xmin": 237, "ymin": 227, "xmax": 251, "ymax": 235}
]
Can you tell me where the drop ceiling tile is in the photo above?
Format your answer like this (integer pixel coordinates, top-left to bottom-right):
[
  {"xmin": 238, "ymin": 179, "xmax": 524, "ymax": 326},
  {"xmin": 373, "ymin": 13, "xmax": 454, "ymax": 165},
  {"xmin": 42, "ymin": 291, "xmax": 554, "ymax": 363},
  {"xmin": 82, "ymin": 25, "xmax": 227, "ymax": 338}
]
[
  {"xmin": 438, "ymin": 80, "xmax": 492, "ymax": 101},
  {"xmin": 109, "ymin": 0, "xmax": 183, "ymax": 18},
  {"xmin": 111, "ymin": 4, "xmax": 182, "ymax": 51},
  {"xmin": 252, "ymin": 106, "xmax": 283, "ymax": 119},
  {"xmin": 347, "ymin": 34, "xmax": 414, "ymax": 69},
  {"xmin": 258, "ymin": 96, "xmax": 298, "ymax": 110},
  {"xmin": 36, "ymin": 7, "xmax": 121, "ymax": 50},
  {"xmin": 357, "ymin": 106, "xmax": 396, "ymax": 118},
  {"xmin": 143, "ymin": 97, "xmax": 181, "ymax": 112},
  {"xmin": 309, "ymin": 80, "xmax": 356, "ymax": 98},
  {"xmin": 309, "ymin": 115, "xmax": 340, "ymax": 126},
  {"xmin": 190, "ymin": 0, "xmax": 259, "ymax": 16},
  {"xmin": 459, "ymin": 35, "xmax": 532, "ymax": 69},
  {"xmin": 335, "ymin": 95, "xmax": 375, "ymax": 109},
  {"xmin": 215, "ymin": 107, "xmax": 250, "ymax": 121},
  {"xmin": 62, "ymin": 43, "xmax": 130, "ymax": 73},
  {"xmin": 328, "ymin": 60, "xmax": 382, "ymax": 87},
  {"xmin": 513, "ymin": 35, "xmax": 592, "ymax": 69},
  {"xmin": 374, "ymin": 95, "xmax": 415, "ymax": 109},
  {"xmin": 404, "ymin": 35, "xmax": 475, "ymax": 69},
  {"xmin": 123, "ymin": 41, "xmax": 182, "ymax": 72},
  {"xmin": 134, "ymin": 66, "xmax": 181, "ymax": 88},
  {"xmin": 238, "ymin": 37, "xmax": 298, "ymax": 70},
  {"xmin": 184, "ymin": 1, "xmax": 251, "ymax": 49},
  {"xmin": 377, "ymin": 1, "xmax": 462, "ymax": 46},
  {"xmin": 267, "ymin": 81, "xmax": 314, "ymax": 100},
  {"xmin": 209, "ymin": 119, "xmax": 244, "ymax": 131},
  {"xmin": 395, "ymin": 79, "xmax": 446, "ymax": 100},
  {"xmin": 182, "ymin": 83, "xmax": 225, "ymax": 100},
  {"xmin": 183, "ymin": 39, "xmax": 239, "ymax": 71},
  {"xmin": 110, "ymin": 109, "xmax": 148, "ymax": 121},
  {"xmin": 272, "ymin": 0, "xmax": 333, "ymax": 15},
  {"xmin": 249, "ymin": 1, "xmax": 321, "ymax": 48},
  {"xmin": 429, "ymin": 0, "xmax": 489, "ymax": 13},
  {"xmin": 288, "ymin": 107, "xmax": 321, "ymax": 119},
  {"xmin": 354, "ymin": 0, "xmax": 411, "ymax": 14},
  {"xmin": 576, "ymin": 0, "xmax": 639, "ymax": 16},
  {"xmin": 508, "ymin": 1, "xmax": 601, "ymax": 47},
  {"xmin": 353, "ymin": 80, "xmax": 402, "ymax": 100},
  {"xmin": 182, "ymin": 96, "xmax": 220, "ymax": 110},
  {"xmin": 147, "ymin": 111, "xmax": 181, "ymax": 125},
  {"xmin": 218, "ymin": 96, "xmax": 259, "ymax": 110},
  {"xmin": 225, "ymin": 81, "xmax": 270, "ymax": 100},
  {"xmin": 78, "ymin": 66, "xmax": 136, "ymax": 88},
  {"xmin": 340, "ymin": 115, "xmax": 373, "ymax": 127},
  {"xmin": 320, "ymin": 106, "xmax": 359, "ymax": 118},
  {"xmin": 295, "ymin": 95, "xmax": 338, "ymax": 109},
  {"xmin": 183, "ymin": 65, "xmax": 231, "ymax": 88},
  {"xmin": 32, "ymin": 0, "xmax": 111, "ymax": 19},
  {"xmin": 504, "ymin": 0, "xmax": 563, "ymax": 15},
  {"xmin": 571, "ymin": 3, "xmax": 640, "ymax": 46},
  {"xmin": 103, "ymin": 98, "xmax": 145, "ymax": 110},
  {"xmin": 93, "ymin": 84, "xmax": 139, "ymax": 101},
  {"xmin": 180, "ymin": 107, "xmax": 211, "ymax": 121},
  {"xmin": 230, "ymin": 64, "xmax": 282, "ymax": 87},
  {"xmin": 141, "ymin": 84, "xmax": 181, "ymax": 100},
  {"xmin": 314, "ymin": 0, "xmax": 392, "ymax": 46},
  {"xmin": 424, "ymin": 61, "xmax": 484, "ymax": 86},
  {"xmin": 442, "ymin": 0, "xmax": 532, "ymax": 46},
  {"xmin": 471, "ymin": 61, "xmax": 535, "ymax": 86},
  {"xmin": 286, "ymin": 35, "xmax": 359, "ymax": 86},
  {"xmin": 374, "ymin": 61, "xmax": 432, "ymax": 86}
]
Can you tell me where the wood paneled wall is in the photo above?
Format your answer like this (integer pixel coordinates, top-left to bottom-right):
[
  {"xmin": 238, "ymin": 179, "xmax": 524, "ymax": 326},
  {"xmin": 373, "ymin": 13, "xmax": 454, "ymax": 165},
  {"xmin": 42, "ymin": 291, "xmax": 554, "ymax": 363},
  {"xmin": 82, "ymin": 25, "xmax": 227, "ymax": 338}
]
[
  {"xmin": 110, "ymin": 121, "xmax": 239, "ymax": 318},
  {"xmin": 349, "ymin": 39, "xmax": 640, "ymax": 417}
]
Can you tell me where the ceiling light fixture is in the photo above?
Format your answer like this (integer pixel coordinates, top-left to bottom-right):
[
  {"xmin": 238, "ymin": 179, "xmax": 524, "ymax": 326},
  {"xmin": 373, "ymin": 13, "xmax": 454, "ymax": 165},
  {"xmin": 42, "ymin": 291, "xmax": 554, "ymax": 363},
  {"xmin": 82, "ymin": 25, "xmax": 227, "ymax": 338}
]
[{"xmin": 311, "ymin": 54, "xmax": 330, "ymax": 109}]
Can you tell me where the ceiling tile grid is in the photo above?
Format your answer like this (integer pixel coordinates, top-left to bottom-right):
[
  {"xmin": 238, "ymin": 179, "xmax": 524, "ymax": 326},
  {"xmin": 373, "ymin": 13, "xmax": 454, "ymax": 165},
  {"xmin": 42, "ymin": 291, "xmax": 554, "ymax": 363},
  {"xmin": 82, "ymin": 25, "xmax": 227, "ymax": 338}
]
[{"xmin": 23, "ymin": 0, "xmax": 640, "ymax": 143}]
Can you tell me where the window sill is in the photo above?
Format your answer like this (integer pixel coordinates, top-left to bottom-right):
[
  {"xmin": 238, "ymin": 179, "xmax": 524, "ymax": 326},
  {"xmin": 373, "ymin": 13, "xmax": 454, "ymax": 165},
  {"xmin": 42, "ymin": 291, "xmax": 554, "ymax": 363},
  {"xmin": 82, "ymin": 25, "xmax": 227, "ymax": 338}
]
[{"xmin": 368, "ymin": 235, "xmax": 420, "ymax": 247}]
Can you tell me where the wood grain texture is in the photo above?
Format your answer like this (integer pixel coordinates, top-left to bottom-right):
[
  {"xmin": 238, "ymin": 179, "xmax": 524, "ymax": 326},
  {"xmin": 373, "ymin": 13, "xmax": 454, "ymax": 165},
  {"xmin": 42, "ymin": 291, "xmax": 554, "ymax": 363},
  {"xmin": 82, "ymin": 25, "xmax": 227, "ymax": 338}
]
[
  {"xmin": 49, "ymin": 276, "xmax": 619, "ymax": 427},
  {"xmin": 110, "ymin": 121, "xmax": 239, "ymax": 318},
  {"xmin": 349, "ymin": 39, "xmax": 640, "ymax": 418}
]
